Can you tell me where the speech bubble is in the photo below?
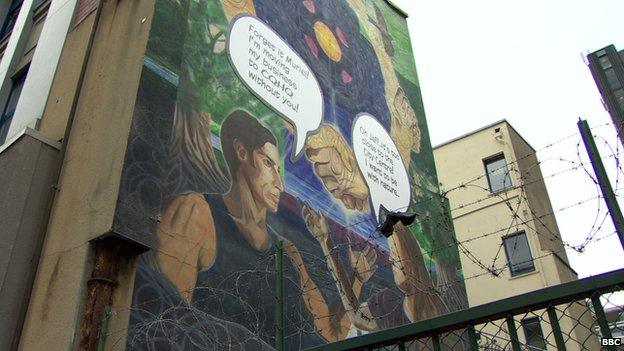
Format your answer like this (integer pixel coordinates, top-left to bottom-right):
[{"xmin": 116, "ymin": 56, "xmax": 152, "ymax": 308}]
[
  {"xmin": 352, "ymin": 114, "xmax": 411, "ymax": 223},
  {"xmin": 228, "ymin": 15, "xmax": 324, "ymax": 160}
]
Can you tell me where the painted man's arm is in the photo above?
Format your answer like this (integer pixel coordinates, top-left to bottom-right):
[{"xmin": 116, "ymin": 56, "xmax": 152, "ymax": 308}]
[
  {"xmin": 283, "ymin": 241, "xmax": 352, "ymax": 342},
  {"xmin": 300, "ymin": 205, "xmax": 379, "ymax": 334},
  {"xmin": 156, "ymin": 193, "xmax": 216, "ymax": 302},
  {"xmin": 387, "ymin": 225, "xmax": 445, "ymax": 322}
]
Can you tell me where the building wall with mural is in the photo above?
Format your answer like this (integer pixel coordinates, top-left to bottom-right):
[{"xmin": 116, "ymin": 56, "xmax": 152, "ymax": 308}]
[{"xmin": 113, "ymin": 0, "xmax": 469, "ymax": 349}]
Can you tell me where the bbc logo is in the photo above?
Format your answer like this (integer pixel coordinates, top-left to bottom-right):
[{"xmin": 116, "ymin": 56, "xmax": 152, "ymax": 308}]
[{"xmin": 601, "ymin": 337, "xmax": 623, "ymax": 346}]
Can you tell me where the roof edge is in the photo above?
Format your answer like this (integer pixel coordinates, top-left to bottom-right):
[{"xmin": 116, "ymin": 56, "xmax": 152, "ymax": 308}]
[{"xmin": 433, "ymin": 119, "xmax": 537, "ymax": 152}]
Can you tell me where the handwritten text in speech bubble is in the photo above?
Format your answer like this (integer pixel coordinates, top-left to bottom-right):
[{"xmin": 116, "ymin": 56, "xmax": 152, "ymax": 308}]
[
  {"xmin": 228, "ymin": 15, "xmax": 324, "ymax": 160},
  {"xmin": 353, "ymin": 114, "xmax": 411, "ymax": 222}
]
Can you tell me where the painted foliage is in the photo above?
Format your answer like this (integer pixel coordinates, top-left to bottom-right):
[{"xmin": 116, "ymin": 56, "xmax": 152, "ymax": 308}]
[{"xmin": 116, "ymin": 0, "xmax": 468, "ymax": 349}]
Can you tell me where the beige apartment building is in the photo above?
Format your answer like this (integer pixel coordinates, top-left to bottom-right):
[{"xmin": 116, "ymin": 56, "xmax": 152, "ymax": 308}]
[{"xmin": 433, "ymin": 120, "xmax": 597, "ymax": 350}]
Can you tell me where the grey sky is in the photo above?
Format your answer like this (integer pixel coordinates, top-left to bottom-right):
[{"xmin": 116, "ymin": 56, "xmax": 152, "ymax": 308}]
[{"xmin": 392, "ymin": 0, "xmax": 624, "ymax": 278}]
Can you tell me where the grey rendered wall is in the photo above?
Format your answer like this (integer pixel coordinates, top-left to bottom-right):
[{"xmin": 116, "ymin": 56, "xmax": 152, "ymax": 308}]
[{"xmin": 0, "ymin": 132, "xmax": 59, "ymax": 351}]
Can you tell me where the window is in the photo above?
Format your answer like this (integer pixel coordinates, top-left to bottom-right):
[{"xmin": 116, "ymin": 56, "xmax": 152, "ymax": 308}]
[
  {"xmin": 503, "ymin": 231, "xmax": 535, "ymax": 276},
  {"xmin": 484, "ymin": 153, "xmax": 512, "ymax": 192},
  {"xmin": 521, "ymin": 317, "xmax": 546, "ymax": 350},
  {"xmin": 599, "ymin": 55, "xmax": 612, "ymax": 69},
  {"xmin": 605, "ymin": 68, "xmax": 622, "ymax": 91},
  {"xmin": 0, "ymin": 69, "xmax": 27, "ymax": 143},
  {"xmin": 614, "ymin": 88, "xmax": 624, "ymax": 112},
  {"xmin": 0, "ymin": 0, "xmax": 23, "ymax": 40}
]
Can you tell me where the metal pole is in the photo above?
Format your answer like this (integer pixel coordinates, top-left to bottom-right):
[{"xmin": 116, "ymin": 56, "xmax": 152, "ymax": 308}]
[
  {"xmin": 546, "ymin": 305, "xmax": 567, "ymax": 351},
  {"xmin": 506, "ymin": 316, "xmax": 521, "ymax": 351},
  {"xmin": 467, "ymin": 325, "xmax": 479, "ymax": 351},
  {"xmin": 432, "ymin": 334, "xmax": 441, "ymax": 351},
  {"xmin": 578, "ymin": 119, "xmax": 624, "ymax": 250},
  {"xmin": 397, "ymin": 340, "xmax": 406, "ymax": 351},
  {"xmin": 276, "ymin": 240, "xmax": 284, "ymax": 351},
  {"xmin": 591, "ymin": 295, "xmax": 615, "ymax": 351}
]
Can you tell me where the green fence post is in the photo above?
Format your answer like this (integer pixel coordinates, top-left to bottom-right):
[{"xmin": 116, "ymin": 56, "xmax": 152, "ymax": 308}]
[
  {"xmin": 276, "ymin": 240, "xmax": 284, "ymax": 351},
  {"xmin": 591, "ymin": 295, "xmax": 616, "ymax": 351},
  {"xmin": 578, "ymin": 119, "xmax": 624, "ymax": 251},
  {"xmin": 97, "ymin": 305, "xmax": 112, "ymax": 351},
  {"xmin": 546, "ymin": 305, "xmax": 567, "ymax": 351},
  {"xmin": 506, "ymin": 316, "xmax": 521, "ymax": 351},
  {"xmin": 432, "ymin": 334, "xmax": 441, "ymax": 351},
  {"xmin": 398, "ymin": 340, "xmax": 406, "ymax": 351},
  {"xmin": 467, "ymin": 325, "xmax": 479, "ymax": 351}
]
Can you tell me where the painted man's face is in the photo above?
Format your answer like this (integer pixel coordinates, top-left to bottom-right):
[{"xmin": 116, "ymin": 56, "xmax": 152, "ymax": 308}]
[{"xmin": 241, "ymin": 142, "xmax": 283, "ymax": 212}]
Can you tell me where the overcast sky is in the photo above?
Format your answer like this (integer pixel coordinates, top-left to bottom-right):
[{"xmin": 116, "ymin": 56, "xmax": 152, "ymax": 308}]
[{"xmin": 391, "ymin": 0, "xmax": 624, "ymax": 279}]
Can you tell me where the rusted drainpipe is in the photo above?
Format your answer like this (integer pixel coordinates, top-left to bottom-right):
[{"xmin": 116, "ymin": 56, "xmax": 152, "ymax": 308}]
[
  {"xmin": 77, "ymin": 235, "xmax": 147, "ymax": 351},
  {"xmin": 77, "ymin": 239, "xmax": 125, "ymax": 351}
]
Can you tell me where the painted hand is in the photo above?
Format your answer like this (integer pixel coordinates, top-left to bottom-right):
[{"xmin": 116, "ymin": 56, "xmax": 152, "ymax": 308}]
[
  {"xmin": 302, "ymin": 202, "xmax": 330, "ymax": 246},
  {"xmin": 306, "ymin": 125, "xmax": 369, "ymax": 211}
]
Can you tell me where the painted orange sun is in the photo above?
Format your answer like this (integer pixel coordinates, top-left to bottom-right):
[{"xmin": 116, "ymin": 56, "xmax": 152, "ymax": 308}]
[{"xmin": 313, "ymin": 21, "xmax": 342, "ymax": 62}]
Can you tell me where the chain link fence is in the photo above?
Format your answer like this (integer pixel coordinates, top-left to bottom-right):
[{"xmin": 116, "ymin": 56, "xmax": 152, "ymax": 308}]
[{"xmin": 306, "ymin": 270, "xmax": 624, "ymax": 351}]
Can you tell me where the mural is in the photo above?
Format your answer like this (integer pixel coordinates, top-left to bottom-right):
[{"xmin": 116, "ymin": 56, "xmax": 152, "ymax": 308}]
[{"xmin": 116, "ymin": 0, "xmax": 469, "ymax": 349}]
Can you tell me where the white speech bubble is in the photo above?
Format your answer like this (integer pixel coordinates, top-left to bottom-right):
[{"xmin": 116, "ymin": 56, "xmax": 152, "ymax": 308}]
[
  {"xmin": 228, "ymin": 15, "xmax": 323, "ymax": 160},
  {"xmin": 353, "ymin": 114, "xmax": 411, "ymax": 223}
]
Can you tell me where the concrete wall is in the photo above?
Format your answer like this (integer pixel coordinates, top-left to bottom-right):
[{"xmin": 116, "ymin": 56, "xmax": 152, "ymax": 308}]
[
  {"xmin": 508, "ymin": 126, "xmax": 577, "ymax": 283},
  {"xmin": 17, "ymin": 0, "xmax": 155, "ymax": 349},
  {"xmin": 0, "ymin": 129, "xmax": 60, "ymax": 351}
]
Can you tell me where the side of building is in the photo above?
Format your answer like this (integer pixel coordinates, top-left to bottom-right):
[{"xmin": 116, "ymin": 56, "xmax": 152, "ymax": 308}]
[
  {"xmin": 587, "ymin": 45, "xmax": 624, "ymax": 145},
  {"xmin": 433, "ymin": 120, "xmax": 594, "ymax": 350},
  {"xmin": 0, "ymin": 0, "xmax": 81, "ymax": 348},
  {"xmin": 1, "ymin": 0, "xmax": 467, "ymax": 350}
]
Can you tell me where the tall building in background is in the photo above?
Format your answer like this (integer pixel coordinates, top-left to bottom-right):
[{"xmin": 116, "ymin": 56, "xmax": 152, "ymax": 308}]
[
  {"xmin": 587, "ymin": 45, "xmax": 624, "ymax": 145},
  {"xmin": 433, "ymin": 120, "xmax": 596, "ymax": 350}
]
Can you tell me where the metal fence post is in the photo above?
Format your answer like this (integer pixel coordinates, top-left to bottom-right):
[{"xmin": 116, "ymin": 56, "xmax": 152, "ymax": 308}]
[
  {"xmin": 506, "ymin": 316, "xmax": 521, "ymax": 351},
  {"xmin": 432, "ymin": 334, "xmax": 441, "ymax": 351},
  {"xmin": 591, "ymin": 295, "xmax": 616, "ymax": 351},
  {"xmin": 276, "ymin": 240, "xmax": 284, "ymax": 351},
  {"xmin": 578, "ymin": 119, "xmax": 624, "ymax": 251},
  {"xmin": 397, "ymin": 340, "xmax": 406, "ymax": 351},
  {"xmin": 546, "ymin": 305, "xmax": 567, "ymax": 351},
  {"xmin": 467, "ymin": 325, "xmax": 479, "ymax": 351}
]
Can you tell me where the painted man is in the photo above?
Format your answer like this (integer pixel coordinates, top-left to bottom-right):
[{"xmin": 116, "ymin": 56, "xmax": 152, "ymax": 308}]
[
  {"xmin": 303, "ymin": 125, "xmax": 447, "ymax": 324},
  {"xmin": 156, "ymin": 109, "xmax": 377, "ymax": 347}
]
